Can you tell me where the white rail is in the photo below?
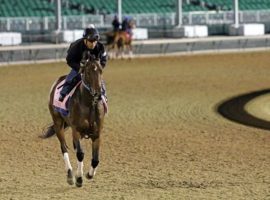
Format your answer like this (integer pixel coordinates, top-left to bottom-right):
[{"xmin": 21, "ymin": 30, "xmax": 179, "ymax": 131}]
[
  {"xmin": 0, "ymin": 35, "xmax": 270, "ymax": 65},
  {"xmin": 133, "ymin": 35, "xmax": 270, "ymax": 45}
]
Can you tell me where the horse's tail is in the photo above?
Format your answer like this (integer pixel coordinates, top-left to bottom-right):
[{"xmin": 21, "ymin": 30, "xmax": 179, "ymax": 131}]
[{"xmin": 40, "ymin": 122, "xmax": 69, "ymax": 139}]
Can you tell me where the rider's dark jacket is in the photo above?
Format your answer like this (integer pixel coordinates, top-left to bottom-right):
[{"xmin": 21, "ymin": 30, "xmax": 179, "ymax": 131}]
[
  {"xmin": 121, "ymin": 19, "xmax": 129, "ymax": 32},
  {"xmin": 66, "ymin": 38, "xmax": 107, "ymax": 72},
  {"xmin": 112, "ymin": 18, "xmax": 120, "ymax": 32}
]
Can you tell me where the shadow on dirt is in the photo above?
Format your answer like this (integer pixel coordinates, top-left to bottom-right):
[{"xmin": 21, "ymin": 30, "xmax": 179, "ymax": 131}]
[{"xmin": 217, "ymin": 89, "xmax": 270, "ymax": 131}]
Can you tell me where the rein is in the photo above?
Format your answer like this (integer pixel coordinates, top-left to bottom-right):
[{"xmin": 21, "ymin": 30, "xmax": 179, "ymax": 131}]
[
  {"xmin": 80, "ymin": 80, "xmax": 101, "ymax": 139},
  {"xmin": 80, "ymin": 61, "xmax": 102, "ymax": 139},
  {"xmin": 81, "ymin": 79, "xmax": 95, "ymax": 96},
  {"xmin": 81, "ymin": 79, "xmax": 101, "ymax": 105}
]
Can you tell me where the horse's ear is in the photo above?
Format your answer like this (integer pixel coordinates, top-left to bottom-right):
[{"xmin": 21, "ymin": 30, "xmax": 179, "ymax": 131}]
[
  {"xmin": 82, "ymin": 50, "xmax": 91, "ymax": 60},
  {"xmin": 82, "ymin": 51, "xmax": 87, "ymax": 60},
  {"xmin": 79, "ymin": 62, "xmax": 85, "ymax": 74},
  {"xmin": 94, "ymin": 59, "xmax": 103, "ymax": 72},
  {"xmin": 80, "ymin": 59, "xmax": 87, "ymax": 68},
  {"xmin": 87, "ymin": 51, "xmax": 91, "ymax": 59}
]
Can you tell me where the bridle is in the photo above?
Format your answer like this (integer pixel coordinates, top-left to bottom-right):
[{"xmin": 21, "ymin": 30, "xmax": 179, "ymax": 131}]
[
  {"xmin": 80, "ymin": 56, "xmax": 103, "ymax": 138},
  {"xmin": 81, "ymin": 79, "xmax": 100, "ymax": 106},
  {"xmin": 80, "ymin": 56, "xmax": 103, "ymax": 107}
]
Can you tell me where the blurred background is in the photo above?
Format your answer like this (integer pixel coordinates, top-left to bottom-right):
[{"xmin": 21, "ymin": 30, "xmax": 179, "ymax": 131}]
[{"xmin": 1, "ymin": 0, "xmax": 270, "ymax": 64}]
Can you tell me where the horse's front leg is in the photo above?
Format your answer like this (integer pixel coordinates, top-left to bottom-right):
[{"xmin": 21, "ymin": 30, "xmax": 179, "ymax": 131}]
[
  {"xmin": 116, "ymin": 46, "xmax": 121, "ymax": 58},
  {"xmin": 86, "ymin": 136, "xmax": 100, "ymax": 179},
  {"xmin": 72, "ymin": 129, "xmax": 84, "ymax": 187},
  {"xmin": 128, "ymin": 44, "xmax": 133, "ymax": 59},
  {"xmin": 109, "ymin": 44, "xmax": 116, "ymax": 59}
]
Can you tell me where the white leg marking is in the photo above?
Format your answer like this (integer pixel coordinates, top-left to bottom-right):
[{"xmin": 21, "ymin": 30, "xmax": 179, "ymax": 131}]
[
  {"xmin": 77, "ymin": 161, "xmax": 84, "ymax": 177},
  {"xmin": 63, "ymin": 152, "xmax": 72, "ymax": 171},
  {"xmin": 129, "ymin": 50, "xmax": 133, "ymax": 58},
  {"xmin": 89, "ymin": 166, "xmax": 97, "ymax": 177}
]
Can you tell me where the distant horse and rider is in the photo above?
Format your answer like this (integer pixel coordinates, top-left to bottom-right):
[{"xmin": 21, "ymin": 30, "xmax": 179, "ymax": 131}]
[{"xmin": 106, "ymin": 16, "xmax": 136, "ymax": 59}]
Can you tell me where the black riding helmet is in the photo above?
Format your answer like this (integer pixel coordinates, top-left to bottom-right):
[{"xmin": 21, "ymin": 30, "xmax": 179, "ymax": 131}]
[{"xmin": 83, "ymin": 27, "xmax": 100, "ymax": 42}]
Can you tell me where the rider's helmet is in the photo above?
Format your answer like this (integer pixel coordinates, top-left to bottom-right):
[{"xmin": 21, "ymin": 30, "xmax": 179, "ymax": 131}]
[
  {"xmin": 123, "ymin": 16, "xmax": 128, "ymax": 22},
  {"xmin": 83, "ymin": 27, "xmax": 100, "ymax": 42}
]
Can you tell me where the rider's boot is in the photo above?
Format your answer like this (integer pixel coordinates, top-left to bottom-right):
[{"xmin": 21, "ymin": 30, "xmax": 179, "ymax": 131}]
[
  {"xmin": 59, "ymin": 82, "xmax": 73, "ymax": 102},
  {"xmin": 59, "ymin": 69, "xmax": 81, "ymax": 102}
]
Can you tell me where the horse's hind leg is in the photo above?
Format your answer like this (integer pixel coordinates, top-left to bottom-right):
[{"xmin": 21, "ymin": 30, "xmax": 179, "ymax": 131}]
[
  {"xmin": 117, "ymin": 46, "xmax": 124, "ymax": 59},
  {"xmin": 54, "ymin": 116, "xmax": 74, "ymax": 185},
  {"xmin": 72, "ymin": 129, "xmax": 84, "ymax": 187},
  {"xmin": 86, "ymin": 136, "xmax": 100, "ymax": 179},
  {"xmin": 48, "ymin": 81, "xmax": 73, "ymax": 185}
]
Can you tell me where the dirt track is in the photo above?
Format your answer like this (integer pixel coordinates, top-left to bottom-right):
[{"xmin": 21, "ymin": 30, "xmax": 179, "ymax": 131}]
[{"xmin": 0, "ymin": 52, "xmax": 270, "ymax": 200}]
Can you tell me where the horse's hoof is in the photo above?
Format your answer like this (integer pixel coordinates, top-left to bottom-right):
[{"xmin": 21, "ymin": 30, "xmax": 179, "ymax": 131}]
[
  {"xmin": 67, "ymin": 169, "xmax": 74, "ymax": 185},
  {"xmin": 85, "ymin": 172, "xmax": 93, "ymax": 180},
  {"xmin": 75, "ymin": 176, "xmax": 83, "ymax": 187}
]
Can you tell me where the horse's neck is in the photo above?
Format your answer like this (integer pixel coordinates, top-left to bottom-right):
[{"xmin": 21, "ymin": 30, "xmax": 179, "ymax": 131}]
[
  {"xmin": 79, "ymin": 84, "xmax": 98, "ymax": 126},
  {"xmin": 80, "ymin": 84, "xmax": 94, "ymax": 106}
]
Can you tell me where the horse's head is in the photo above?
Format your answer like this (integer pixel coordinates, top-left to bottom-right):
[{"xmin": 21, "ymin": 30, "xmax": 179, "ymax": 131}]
[
  {"xmin": 128, "ymin": 19, "xmax": 136, "ymax": 29},
  {"xmin": 80, "ymin": 51, "xmax": 103, "ymax": 97}
]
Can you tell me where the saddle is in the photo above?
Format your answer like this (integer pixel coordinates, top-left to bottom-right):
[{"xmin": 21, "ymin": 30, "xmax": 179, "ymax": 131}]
[
  {"xmin": 125, "ymin": 32, "xmax": 131, "ymax": 41},
  {"xmin": 53, "ymin": 79, "xmax": 108, "ymax": 116},
  {"xmin": 53, "ymin": 79, "xmax": 81, "ymax": 116}
]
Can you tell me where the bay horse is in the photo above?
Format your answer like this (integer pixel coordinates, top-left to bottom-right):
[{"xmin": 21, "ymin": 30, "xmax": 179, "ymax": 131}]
[
  {"xmin": 113, "ymin": 30, "xmax": 133, "ymax": 58},
  {"xmin": 48, "ymin": 51, "xmax": 105, "ymax": 187},
  {"xmin": 106, "ymin": 19, "xmax": 135, "ymax": 59}
]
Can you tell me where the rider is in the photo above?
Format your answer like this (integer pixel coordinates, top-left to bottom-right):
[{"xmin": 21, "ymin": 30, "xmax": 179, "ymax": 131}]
[
  {"xmin": 58, "ymin": 26, "xmax": 107, "ymax": 102},
  {"xmin": 121, "ymin": 16, "xmax": 129, "ymax": 32},
  {"xmin": 112, "ymin": 15, "xmax": 120, "ymax": 33},
  {"xmin": 121, "ymin": 16, "xmax": 133, "ymax": 40}
]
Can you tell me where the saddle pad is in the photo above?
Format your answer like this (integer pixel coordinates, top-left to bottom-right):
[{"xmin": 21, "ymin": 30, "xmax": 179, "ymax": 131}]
[
  {"xmin": 125, "ymin": 32, "xmax": 131, "ymax": 40},
  {"xmin": 52, "ymin": 79, "xmax": 108, "ymax": 116},
  {"xmin": 52, "ymin": 79, "xmax": 81, "ymax": 116}
]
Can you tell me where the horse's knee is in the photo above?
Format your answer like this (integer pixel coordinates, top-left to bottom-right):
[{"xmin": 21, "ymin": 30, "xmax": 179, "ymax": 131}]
[
  {"xmin": 76, "ymin": 152, "xmax": 84, "ymax": 162},
  {"xmin": 91, "ymin": 159, "xmax": 99, "ymax": 168},
  {"xmin": 60, "ymin": 141, "xmax": 68, "ymax": 154}
]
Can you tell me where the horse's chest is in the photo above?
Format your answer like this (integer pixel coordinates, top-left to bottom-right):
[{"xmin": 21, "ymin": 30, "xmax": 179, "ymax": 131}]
[
  {"xmin": 73, "ymin": 109, "xmax": 90, "ymax": 126},
  {"xmin": 69, "ymin": 102, "xmax": 100, "ymax": 138},
  {"xmin": 73, "ymin": 109, "xmax": 98, "ymax": 137}
]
